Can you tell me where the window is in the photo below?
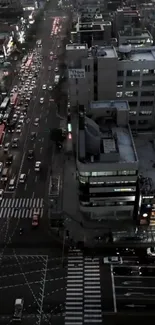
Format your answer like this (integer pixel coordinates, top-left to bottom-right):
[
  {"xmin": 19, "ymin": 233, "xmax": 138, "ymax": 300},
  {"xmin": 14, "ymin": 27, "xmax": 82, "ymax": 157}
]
[
  {"xmin": 117, "ymin": 81, "xmax": 123, "ymax": 88},
  {"xmin": 129, "ymin": 101, "xmax": 137, "ymax": 107},
  {"xmin": 126, "ymin": 81, "xmax": 139, "ymax": 87},
  {"xmin": 85, "ymin": 65, "xmax": 87, "ymax": 72},
  {"xmin": 140, "ymin": 101, "xmax": 153, "ymax": 107},
  {"xmin": 91, "ymin": 171, "xmax": 117, "ymax": 176},
  {"xmin": 129, "ymin": 111, "xmax": 136, "ymax": 115},
  {"xmin": 88, "ymin": 65, "xmax": 90, "ymax": 72},
  {"xmin": 143, "ymin": 69, "xmax": 149, "ymax": 75},
  {"xmin": 125, "ymin": 91, "xmax": 138, "ymax": 97},
  {"xmin": 138, "ymin": 120, "xmax": 148, "ymax": 125},
  {"xmin": 118, "ymin": 170, "xmax": 136, "ymax": 176},
  {"xmin": 139, "ymin": 111, "xmax": 152, "ymax": 116},
  {"xmin": 131, "ymin": 69, "xmax": 140, "ymax": 75},
  {"xmin": 142, "ymin": 80, "xmax": 155, "ymax": 87},
  {"xmin": 114, "ymin": 188, "xmax": 135, "ymax": 192},
  {"xmin": 117, "ymin": 70, "xmax": 124, "ymax": 77},
  {"xmin": 116, "ymin": 91, "xmax": 123, "ymax": 98},
  {"xmin": 141, "ymin": 91, "xmax": 154, "ymax": 97},
  {"xmin": 79, "ymin": 172, "xmax": 90, "ymax": 176}
]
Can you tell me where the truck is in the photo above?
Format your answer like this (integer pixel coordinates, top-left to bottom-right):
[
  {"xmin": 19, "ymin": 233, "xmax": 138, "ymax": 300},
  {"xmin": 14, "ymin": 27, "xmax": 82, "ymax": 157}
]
[{"xmin": 13, "ymin": 298, "xmax": 24, "ymax": 321}]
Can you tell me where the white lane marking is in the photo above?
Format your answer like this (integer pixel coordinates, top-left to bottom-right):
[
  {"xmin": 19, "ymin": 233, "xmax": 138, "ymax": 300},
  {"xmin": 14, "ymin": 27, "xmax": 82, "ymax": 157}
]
[
  {"xmin": 28, "ymin": 169, "xmax": 30, "ymax": 175},
  {"xmin": 24, "ymin": 183, "xmax": 27, "ymax": 191},
  {"xmin": 32, "ymin": 192, "xmax": 34, "ymax": 198},
  {"xmin": 42, "ymin": 138, "xmax": 44, "ymax": 143},
  {"xmin": 35, "ymin": 176, "xmax": 38, "ymax": 183},
  {"xmin": 111, "ymin": 265, "xmax": 117, "ymax": 312},
  {"xmin": 15, "ymin": 152, "xmax": 26, "ymax": 191},
  {"xmin": 45, "ymin": 118, "xmax": 47, "ymax": 123},
  {"xmin": 33, "ymin": 143, "xmax": 36, "ymax": 149},
  {"xmin": 40, "ymin": 147, "xmax": 43, "ymax": 153}
]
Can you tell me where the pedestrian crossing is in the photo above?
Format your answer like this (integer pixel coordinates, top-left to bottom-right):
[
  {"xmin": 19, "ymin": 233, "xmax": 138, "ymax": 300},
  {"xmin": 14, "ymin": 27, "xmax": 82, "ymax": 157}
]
[
  {"xmin": 0, "ymin": 198, "xmax": 44, "ymax": 219},
  {"xmin": 65, "ymin": 249, "xmax": 102, "ymax": 325}
]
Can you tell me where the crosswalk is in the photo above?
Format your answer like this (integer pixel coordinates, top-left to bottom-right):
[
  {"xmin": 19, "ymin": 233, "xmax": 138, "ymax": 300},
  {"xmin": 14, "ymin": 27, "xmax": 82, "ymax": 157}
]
[
  {"xmin": 65, "ymin": 249, "xmax": 102, "ymax": 325},
  {"xmin": 0, "ymin": 198, "xmax": 44, "ymax": 219}
]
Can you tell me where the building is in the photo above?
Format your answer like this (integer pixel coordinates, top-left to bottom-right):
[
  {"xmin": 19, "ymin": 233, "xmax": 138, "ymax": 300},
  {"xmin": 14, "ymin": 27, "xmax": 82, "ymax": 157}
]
[
  {"xmin": 113, "ymin": 6, "xmax": 141, "ymax": 36},
  {"xmin": 77, "ymin": 100, "xmax": 139, "ymax": 224},
  {"xmin": 118, "ymin": 28, "xmax": 153, "ymax": 47},
  {"xmin": 66, "ymin": 43, "xmax": 155, "ymax": 130},
  {"xmin": 0, "ymin": 0, "xmax": 23, "ymax": 17},
  {"xmin": 71, "ymin": 15, "xmax": 112, "ymax": 47}
]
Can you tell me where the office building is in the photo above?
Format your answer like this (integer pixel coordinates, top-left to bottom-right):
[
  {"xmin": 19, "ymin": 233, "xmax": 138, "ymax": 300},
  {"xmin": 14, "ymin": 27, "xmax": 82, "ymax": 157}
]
[
  {"xmin": 71, "ymin": 15, "xmax": 112, "ymax": 47},
  {"xmin": 113, "ymin": 6, "xmax": 141, "ymax": 36},
  {"xmin": 118, "ymin": 28, "xmax": 153, "ymax": 47},
  {"xmin": 66, "ymin": 44, "xmax": 155, "ymax": 130},
  {"xmin": 77, "ymin": 100, "xmax": 139, "ymax": 223}
]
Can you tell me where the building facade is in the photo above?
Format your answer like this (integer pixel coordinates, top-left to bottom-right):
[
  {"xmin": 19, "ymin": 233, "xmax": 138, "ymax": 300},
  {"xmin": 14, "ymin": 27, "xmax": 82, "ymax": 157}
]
[
  {"xmin": 66, "ymin": 44, "xmax": 155, "ymax": 130},
  {"xmin": 77, "ymin": 100, "xmax": 139, "ymax": 224}
]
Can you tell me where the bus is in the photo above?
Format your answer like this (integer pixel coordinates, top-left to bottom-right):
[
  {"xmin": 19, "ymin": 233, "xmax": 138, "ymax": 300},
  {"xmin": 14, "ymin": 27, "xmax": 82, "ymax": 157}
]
[
  {"xmin": 10, "ymin": 93, "xmax": 18, "ymax": 107},
  {"xmin": 0, "ymin": 97, "xmax": 10, "ymax": 111},
  {"xmin": 0, "ymin": 123, "xmax": 5, "ymax": 147}
]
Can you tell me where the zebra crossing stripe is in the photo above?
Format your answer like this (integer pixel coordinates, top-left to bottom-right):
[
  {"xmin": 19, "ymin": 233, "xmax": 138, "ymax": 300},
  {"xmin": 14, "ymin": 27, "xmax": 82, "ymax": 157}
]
[{"xmin": 0, "ymin": 198, "xmax": 44, "ymax": 208}]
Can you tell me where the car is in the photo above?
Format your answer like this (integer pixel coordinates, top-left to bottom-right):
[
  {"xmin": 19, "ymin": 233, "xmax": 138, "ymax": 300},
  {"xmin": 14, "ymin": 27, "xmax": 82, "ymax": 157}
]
[
  {"xmin": 32, "ymin": 214, "xmax": 39, "ymax": 227},
  {"xmin": 40, "ymin": 97, "xmax": 44, "ymax": 104},
  {"xmin": 18, "ymin": 119, "xmax": 24, "ymax": 125},
  {"xmin": 12, "ymin": 138, "xmax": 18, "ymax": 148},
  {"xmin": 53, "ymin": 55, "xmax": 57, "ymax": 59},
  {"xmin": 6, "ymin": 154, "xmax": 13, "ymax": 165},
  {"xmin": 34, "ymin": 118, "xmax": 39, "ymax": 126},
  {"xmin": 103, "ymin": 256, "xmax": 123, "ymax": 264},
  {"xmin": 50, "ymin": 51, "xmax": 53, "ymax": 55},
  {"xmin": 8, "ymin": 178, "xmax": 16, "ymax": 191},
  {"xmin": 35, "ymin": 161, "xmax": 41, "ymax": 171},
  {"xmin": 48, "ymin": 86, "xmax": 53, "ymax": 91},
  {"xmin": 27, "ymin": 149, "xmax": 34, "ymax": 160},
  {"xmin": 4, "ymin": 143, "xmax": 10, "ymax": 153},
  {"xmin": 50, "ymin": 56, "xmax": 53, "ymax": 61},
  {"xmin": 30, "ymin": 132, "xmax": 36, "ymax": 140},
  {"xmin": 54, "ymin": 67, "xmax": 59, "ymax": 72},
  {"xmin": 19, "ymin": 174, "xmax": 26, "ymax": 183},
  {"xmin": 42, "ymin": 84, "xmax": 47, "ymax": 90},
  {"xmin": 0, "ymin": 162, "xmax": 3, "ymax": 173},
  {"xmin": 16, "ymin": 126, "xmax": 22, "ymax": 133},
  {"xmin": 0, "ymin": 189, "xmax": 4, "ymax": 200}
]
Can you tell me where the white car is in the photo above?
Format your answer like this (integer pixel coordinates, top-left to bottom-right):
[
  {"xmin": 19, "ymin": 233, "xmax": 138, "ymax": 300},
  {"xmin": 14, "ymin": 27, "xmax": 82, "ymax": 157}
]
[
  {"xmin": 54, "ymin": 67, "xmax": 59, "ymax": 72},
  {"xmin": 19, "ymin": 174, "xmax": 26, "ymax": 183},
  {"xmin": 35, "ymin": 161, "xmax": 41, "ymax": 171},
  {"xmin": 103, "ymin": 256, "xmax": 123, "ymax": 264},
  {"xmin": 40, "ymin": 97, "xmax": 44, "ymax": 104},
  {"xmin": 48, "ymin": 86, "xmax": 53, "ymax": 91},
  {"xmin": 16, "ymin": 126, "xmax": 22, "ymax": 133},
  {"xmin": 42, "ymin": 84, "xmax": 47, "ymax": 90},
  {"xmin": 0, "ymin": 189, "xmax": 4, "ymax": 200},
  {"xmin": 0, "ymin": 162, "xmax": 3, "ymax": 173},
  {"xmin": 34, "ymin": 118, "xmax": 39, "ymax": 126}
]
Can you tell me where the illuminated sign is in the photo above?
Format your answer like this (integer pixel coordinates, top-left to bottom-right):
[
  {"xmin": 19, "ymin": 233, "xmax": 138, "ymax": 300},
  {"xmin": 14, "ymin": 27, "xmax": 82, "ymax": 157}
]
[{"xmin": 68, "ymin": 68, "xmax": 85, "ymax": 79}]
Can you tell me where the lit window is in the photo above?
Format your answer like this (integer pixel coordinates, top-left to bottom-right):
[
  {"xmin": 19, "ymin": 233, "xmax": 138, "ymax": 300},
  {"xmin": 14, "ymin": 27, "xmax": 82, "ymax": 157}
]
[
  {"xmin": 143, "ymin": 69, "xmax": 149, "ymax": 74},
  {"xmin": 125, "ymin": 91, "xmax": 133, "ymax": 97},
  {"xmin": 129, "ymin": 111, "xmax": 136, "ymax": 115},
  {"xmin": 139, "ymin": 111, "xmax": 152, "ymax": 116},
  {"xmin": 116, "ymin": 92, "xmax": 123, "ymax": 98}
]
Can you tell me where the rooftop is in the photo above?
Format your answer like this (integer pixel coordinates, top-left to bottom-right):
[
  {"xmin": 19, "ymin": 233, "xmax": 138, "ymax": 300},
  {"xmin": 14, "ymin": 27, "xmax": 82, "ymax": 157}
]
[
  {"xmin": 78, "ymin": 100, "xmax": 138, "ymax": 165},
  {"xmin": 119, "ymin": 29, "xmax": 152, "ymax": 38},
  {"xmin": 88, "ymin": 45, "xmax": 117, "ymax": 58}
]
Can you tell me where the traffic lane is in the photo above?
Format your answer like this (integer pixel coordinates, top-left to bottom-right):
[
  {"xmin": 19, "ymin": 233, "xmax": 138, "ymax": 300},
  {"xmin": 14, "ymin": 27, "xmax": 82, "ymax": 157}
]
[
  {"xmin": 116, "ymin": 286, "xmax": 155, "ymax": 297},
  {"xmin": 0, "ymin": 255, "xmax": 47, "ymax": 315},
  {"xmin": 116, "ymin": 298, "xmax": 155, "ymax": 311},
  {"xmin": 115, "ymin": 275, "xmax": 155, "ymax": 287}
]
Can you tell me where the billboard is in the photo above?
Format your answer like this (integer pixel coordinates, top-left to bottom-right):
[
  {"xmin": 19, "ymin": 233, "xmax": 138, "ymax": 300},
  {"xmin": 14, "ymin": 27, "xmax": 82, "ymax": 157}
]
[{"xmin": 68, "ymin": 68, "xmax": 85, "ymax": 79}]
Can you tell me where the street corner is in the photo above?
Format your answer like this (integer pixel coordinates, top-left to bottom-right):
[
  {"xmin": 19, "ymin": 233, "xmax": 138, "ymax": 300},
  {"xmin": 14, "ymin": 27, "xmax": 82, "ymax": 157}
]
[{"xmin": 0, "ymin": 254, "xmax": 48, "ymax": 323}]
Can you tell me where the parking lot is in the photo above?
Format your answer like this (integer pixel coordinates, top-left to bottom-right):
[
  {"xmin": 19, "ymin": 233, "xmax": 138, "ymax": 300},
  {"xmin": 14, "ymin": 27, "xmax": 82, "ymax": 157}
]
[{"xmin": 0, "ymin": 254, "xmax": 67, "ymax": 325}]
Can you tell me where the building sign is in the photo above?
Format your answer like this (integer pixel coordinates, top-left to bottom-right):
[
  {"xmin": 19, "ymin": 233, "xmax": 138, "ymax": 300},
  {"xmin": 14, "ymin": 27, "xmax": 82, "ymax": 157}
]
[{"xmin": 68, "ymin": 69, "xmax": 85, "ymax": 79}]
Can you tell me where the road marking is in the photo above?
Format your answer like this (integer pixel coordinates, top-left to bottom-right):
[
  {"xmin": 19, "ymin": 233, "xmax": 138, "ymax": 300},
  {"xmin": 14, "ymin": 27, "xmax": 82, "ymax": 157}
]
[
  {"xmin": 32, "ymin": 192, "xmax": 35, "ymax": 199},
  {"xmin": 14, "ymin": 152, "xmax": 25, "ymax": 192},
  {"xmin": 111, "ymin": 265, "xmax": 117, "ymax": 312},
  {"xmin": 40, "ymin": 147, "xmax": 43, "ymax": 153},
  {"xmin": 34, "ymin": 143, "xmax": 36, "ymax": 149},
  {"xmin": 116, "ymin": 285, "xmax": 155, "ymax": 290},
  {"xmin": 36, "ymin": 256, "xmax": 48, "ymax": 325},
  {"xmin": 45, "ymin": 118, "xmax": 47, "ymax": 123},
  {"xmin": 24, "ymin": 183, "xmax": 27, "ymax": 191},
  {"xmin": 122, "ymin": 281, "xmax": 142, "ymax": 285},
  {"xmin": 42, "ymin": 138, "xmax": 44, "ymax": 143}
]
